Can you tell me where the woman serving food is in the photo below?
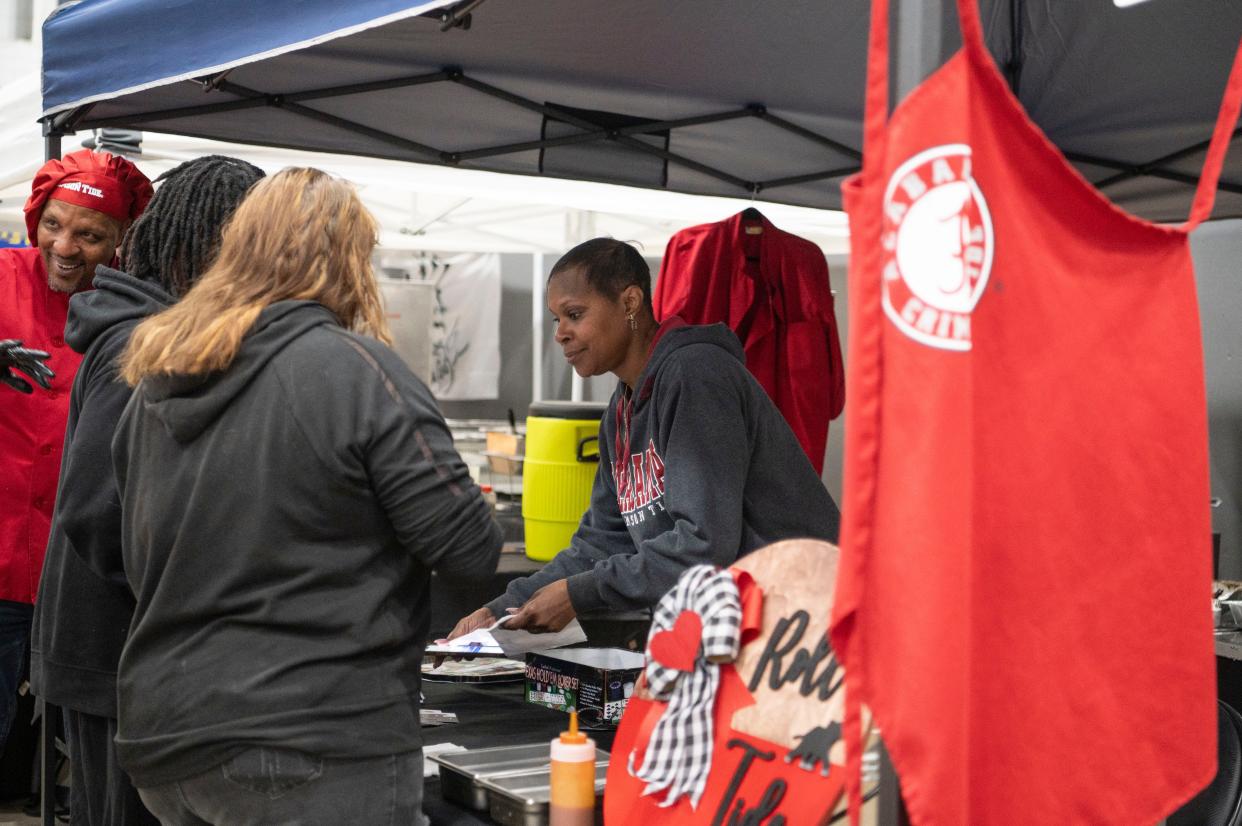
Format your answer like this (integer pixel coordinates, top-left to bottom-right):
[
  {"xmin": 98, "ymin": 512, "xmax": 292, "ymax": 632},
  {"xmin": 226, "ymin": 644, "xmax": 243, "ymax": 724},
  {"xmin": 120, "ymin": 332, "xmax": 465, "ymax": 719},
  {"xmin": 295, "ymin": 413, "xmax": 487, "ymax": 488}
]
[{"xmin": 448, "ymin": 238, "xmax": 839, "ymax": 638}]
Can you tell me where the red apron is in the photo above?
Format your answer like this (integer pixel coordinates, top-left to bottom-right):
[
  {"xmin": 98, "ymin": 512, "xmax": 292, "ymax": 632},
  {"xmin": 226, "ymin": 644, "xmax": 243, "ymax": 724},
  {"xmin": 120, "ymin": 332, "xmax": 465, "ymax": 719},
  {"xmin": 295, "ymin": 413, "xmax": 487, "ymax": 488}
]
[
  {"xmin": 831, "ymin": 1, "xmax": 1242, "ymax": 824},
  {"xmin": 0, "ymin": 247, "xmax": 81, "ymax": 604}
]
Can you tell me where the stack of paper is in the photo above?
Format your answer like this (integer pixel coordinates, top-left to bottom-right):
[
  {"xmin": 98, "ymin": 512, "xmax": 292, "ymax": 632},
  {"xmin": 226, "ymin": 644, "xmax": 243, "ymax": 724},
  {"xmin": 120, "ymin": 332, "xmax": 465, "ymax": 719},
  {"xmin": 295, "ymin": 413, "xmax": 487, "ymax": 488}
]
[{"xmin": 426, "ymin": 616, "xmax": 588, "ymax": 658}]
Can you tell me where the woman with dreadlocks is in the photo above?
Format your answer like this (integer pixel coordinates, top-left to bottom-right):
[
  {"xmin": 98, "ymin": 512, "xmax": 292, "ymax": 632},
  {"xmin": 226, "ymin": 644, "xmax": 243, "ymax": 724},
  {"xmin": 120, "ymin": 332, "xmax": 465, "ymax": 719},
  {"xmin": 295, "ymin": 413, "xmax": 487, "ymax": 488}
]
[{"xmin": 30, "ymin": 155, "xmax": 264, "ymax": 826}]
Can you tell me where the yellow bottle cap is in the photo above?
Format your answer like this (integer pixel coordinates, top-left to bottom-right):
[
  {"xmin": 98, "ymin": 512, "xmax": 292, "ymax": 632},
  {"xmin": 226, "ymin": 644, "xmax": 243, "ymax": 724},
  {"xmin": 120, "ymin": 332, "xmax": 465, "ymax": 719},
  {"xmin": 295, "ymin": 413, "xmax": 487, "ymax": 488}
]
[{"xmin": 559, "ymin": 710, "xmax": 588, "ymax": 745}]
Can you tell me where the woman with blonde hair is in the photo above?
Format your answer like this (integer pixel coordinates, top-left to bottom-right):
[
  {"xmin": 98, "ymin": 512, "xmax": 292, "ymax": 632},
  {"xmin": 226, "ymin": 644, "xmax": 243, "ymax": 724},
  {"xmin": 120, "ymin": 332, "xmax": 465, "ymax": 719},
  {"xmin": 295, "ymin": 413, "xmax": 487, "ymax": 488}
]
[{"xmin": 111, "ymin": 167, "xmax": 500, "ymax": 825}]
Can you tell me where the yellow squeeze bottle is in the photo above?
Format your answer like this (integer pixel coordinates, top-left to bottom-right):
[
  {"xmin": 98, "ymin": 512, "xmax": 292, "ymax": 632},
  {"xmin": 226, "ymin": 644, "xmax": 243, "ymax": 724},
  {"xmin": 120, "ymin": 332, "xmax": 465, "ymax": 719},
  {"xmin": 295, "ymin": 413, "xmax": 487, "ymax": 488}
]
[{"xmin": 549, "ymin": 710, "xmax": 596, "ymax": 826}]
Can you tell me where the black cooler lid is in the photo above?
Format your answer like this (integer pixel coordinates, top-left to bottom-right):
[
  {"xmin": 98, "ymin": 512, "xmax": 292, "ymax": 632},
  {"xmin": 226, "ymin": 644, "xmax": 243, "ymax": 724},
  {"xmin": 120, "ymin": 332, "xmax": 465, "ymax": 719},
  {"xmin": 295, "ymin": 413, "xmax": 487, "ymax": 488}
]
[{"xmin": 527, "ymin": 400, "xmax": 608, "ymax": 420}]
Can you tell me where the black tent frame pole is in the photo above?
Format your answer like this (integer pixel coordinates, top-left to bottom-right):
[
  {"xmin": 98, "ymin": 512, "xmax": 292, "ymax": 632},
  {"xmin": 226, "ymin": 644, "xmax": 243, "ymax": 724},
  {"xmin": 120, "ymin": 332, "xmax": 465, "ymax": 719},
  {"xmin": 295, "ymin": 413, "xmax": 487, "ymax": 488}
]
[
  {"xmin": 66, "ymin": 64, "xmax": 863, "ymax": 198},
  {"xmin": 39, "ymin": 700, "xmax": 57, "ymax": 826},
  {"xmin": 1066, "ymin": 149, "xmax": 1242, "ymax": 196},
  {"xmin": 41, "ymin": 121, "xmax": 61, "ymax": 826},
  {"xmin": 1004, "ymin": 0, "xmax": 1024, "ymax": 95},
  {"xmin": 1084, "ymin": 127, "xmax": 1242, "ymax": 193},
  {"xmin": 451, "ymin": 108, "xmax": 758, "ymax": 163},
  {"xmin": 39, "ymin": 101, "xmax": 90, "ymax": 826},
  {"xmin": 448, "ymin": 73, "xmax": 755, "ymax": 189},
  {"xmin": 892, "ymin": 0, "xmax": 951, "ymax": 106}
]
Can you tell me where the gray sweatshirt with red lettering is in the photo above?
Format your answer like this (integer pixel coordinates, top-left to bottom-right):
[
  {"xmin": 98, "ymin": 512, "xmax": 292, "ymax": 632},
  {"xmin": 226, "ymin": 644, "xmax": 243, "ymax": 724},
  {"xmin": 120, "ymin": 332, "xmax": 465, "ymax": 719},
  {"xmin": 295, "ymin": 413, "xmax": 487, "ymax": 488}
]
[{"xmin": 487, "ymin": 322, "xmax": 839, "ymax": 617}]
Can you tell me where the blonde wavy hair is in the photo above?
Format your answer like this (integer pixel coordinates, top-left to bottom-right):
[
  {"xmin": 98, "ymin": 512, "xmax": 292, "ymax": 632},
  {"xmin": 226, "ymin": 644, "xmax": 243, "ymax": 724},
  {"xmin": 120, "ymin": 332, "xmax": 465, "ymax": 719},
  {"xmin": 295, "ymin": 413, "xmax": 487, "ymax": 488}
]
[{"xmin": 121, "ymin": 167, "xmax": 392, "ymax": 385}]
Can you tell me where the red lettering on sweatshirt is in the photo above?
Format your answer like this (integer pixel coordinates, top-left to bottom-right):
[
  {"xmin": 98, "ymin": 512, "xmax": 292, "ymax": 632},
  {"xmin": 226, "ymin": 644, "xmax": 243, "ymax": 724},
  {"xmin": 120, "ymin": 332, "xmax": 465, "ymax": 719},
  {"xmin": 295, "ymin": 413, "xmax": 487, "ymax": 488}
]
[
  {"xmin": 645, "ymin": 443, "xmax": 666, "ymax": 498},
  {"xmin": 613, "ymin": 439, "xmax": 667, "ymax": 516}
]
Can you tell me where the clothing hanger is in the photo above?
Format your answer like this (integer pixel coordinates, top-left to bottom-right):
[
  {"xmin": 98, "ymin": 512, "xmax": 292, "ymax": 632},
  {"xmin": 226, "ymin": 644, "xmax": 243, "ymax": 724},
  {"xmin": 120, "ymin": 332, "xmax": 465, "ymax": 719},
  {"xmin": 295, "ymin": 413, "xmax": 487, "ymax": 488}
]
[
  {"xmin": 740, "ymin": 191, "xmax": 760, "ymax": 259},
  {"xmin": 742, "ymin": 188, "xmax": 764, "ymax": 251}
]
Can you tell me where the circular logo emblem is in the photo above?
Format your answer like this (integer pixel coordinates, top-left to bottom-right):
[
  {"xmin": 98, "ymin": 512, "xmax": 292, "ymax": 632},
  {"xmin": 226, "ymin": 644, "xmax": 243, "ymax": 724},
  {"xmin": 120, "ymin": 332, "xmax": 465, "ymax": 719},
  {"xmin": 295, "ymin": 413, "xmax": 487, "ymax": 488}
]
[{"xmin": 881, "ymin": 144, "xmax": 993, "ymax": 351}]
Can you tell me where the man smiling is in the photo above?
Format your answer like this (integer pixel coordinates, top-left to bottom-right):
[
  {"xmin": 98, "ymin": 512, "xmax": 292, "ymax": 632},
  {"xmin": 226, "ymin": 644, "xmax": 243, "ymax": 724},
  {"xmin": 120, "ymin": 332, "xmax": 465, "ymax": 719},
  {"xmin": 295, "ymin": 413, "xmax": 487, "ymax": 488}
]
[{"xmin": 0, "ymin": 150, "xmax": 151, "ymax": 754}]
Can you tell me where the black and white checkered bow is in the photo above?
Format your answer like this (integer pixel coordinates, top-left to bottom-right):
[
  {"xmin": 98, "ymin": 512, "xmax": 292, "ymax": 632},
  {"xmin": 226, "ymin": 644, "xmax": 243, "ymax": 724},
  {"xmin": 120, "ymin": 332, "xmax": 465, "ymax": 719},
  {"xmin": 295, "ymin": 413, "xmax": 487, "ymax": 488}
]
[{"xmin": 630, "ymin": 565, "xmax": 742, "ymax": 808}]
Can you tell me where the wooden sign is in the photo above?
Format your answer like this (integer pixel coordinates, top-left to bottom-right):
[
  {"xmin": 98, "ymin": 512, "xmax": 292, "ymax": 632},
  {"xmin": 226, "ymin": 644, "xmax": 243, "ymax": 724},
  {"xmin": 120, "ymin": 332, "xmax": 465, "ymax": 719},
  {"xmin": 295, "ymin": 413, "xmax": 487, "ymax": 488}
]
[{"xmin": 604, "ymin": 539, "xmax": 857, "ymax": 825}]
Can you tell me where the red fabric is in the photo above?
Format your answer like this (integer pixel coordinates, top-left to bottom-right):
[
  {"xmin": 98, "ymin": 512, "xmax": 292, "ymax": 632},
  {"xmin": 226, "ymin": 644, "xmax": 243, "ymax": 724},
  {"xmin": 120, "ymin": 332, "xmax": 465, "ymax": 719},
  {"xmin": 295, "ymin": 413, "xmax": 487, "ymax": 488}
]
[
  {"xmin": 604, "ymin": 570, "xmax": 846, "ymax": 825},
  {"xmin": 24, "ymin": 149, "xmax": 153, "ymax": 243},
  {"xmin": 647, "ymin": 610, "xmax": 703, "ymax": 672},
  {"xmin": 830, "ymin": 2, "xmax": 1241, "ymax": 825},
  {"xmin": 0, "ymin": 247, "xmax": 83, "ymax": 604},
  {"xmin": 654, "ymin": 213, "xmax": 844, "ymax": 474}
]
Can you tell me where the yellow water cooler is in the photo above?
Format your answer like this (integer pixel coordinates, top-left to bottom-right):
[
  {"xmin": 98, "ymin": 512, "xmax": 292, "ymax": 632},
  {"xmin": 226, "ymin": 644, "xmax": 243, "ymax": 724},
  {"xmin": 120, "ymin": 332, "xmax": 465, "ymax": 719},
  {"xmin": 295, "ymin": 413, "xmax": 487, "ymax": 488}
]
[{"xmin": 522, "ymin": 401, "xmax": 607, "ymax": 562}]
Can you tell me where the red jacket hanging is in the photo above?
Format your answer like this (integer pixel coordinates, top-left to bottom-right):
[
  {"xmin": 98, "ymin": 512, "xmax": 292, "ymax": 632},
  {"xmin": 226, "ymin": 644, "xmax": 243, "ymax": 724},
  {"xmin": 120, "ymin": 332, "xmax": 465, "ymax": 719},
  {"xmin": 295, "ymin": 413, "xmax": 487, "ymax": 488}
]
[
  {"xmin": 0, "ymin": 247, "xmax": 82, "ymax": 604},
  {"xmin": 654, "ymin": 212, "xmax": 844, "ymax": 474},
  {"xmin": 831, "ymin": 1, "xmax": 1240, "ymax": 824}
]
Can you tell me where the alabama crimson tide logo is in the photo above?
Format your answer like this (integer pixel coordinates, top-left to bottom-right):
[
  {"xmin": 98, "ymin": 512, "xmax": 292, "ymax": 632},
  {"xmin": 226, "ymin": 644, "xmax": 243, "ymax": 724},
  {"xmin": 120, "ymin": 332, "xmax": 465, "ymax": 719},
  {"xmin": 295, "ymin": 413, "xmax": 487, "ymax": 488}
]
[
  {"xmin": 613, "ymin": 439, "xmax": 667, "ymax": 528},
  {"xmin": 881, "ymin": 144, "xmax": 993, "ymax": 351}
]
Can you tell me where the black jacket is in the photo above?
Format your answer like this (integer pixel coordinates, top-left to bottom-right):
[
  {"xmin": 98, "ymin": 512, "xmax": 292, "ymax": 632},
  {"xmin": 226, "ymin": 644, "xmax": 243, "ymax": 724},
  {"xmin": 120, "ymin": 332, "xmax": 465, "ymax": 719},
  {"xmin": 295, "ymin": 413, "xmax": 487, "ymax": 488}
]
[
  {"xmin": 31, "ymin": 267, "xmax": 174, "ymax": 717},
  {"xmin": 111, "ymin": 300, "xmax": 501, "ymax": 787}
]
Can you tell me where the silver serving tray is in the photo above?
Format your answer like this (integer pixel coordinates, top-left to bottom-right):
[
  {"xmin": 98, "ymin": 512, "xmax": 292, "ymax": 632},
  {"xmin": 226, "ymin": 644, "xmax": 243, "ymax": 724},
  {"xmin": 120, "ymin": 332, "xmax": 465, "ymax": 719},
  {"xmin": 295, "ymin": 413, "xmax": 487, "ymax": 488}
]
[
  {"xmin": 478, "ymin": 762, "xmax": 609, "ymax": 826},
  {"xmin": 428, "ymin": 742, "xmax": 608, "ymax": 813}
]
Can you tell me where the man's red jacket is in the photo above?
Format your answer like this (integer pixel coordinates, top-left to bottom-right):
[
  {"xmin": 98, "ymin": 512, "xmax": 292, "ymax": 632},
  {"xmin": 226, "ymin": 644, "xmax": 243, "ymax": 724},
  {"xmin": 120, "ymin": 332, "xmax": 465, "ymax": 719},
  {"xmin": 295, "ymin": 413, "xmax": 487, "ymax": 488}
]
[
  {"xmin": 0, "ymin": 247, "xmax": 82, "ymax": 604},
  {"xmin": 654, "ymin": 212, "xmax": 844, "ymax": 474}
]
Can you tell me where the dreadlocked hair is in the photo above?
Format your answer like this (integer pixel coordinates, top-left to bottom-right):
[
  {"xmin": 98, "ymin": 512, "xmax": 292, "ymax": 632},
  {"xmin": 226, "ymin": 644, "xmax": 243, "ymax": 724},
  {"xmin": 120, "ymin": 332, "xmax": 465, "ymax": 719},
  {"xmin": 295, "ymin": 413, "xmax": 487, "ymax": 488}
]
[
  {"xmin": 121, "ymin": 155, "xmax": 265, "ymax": 298},
  {"xmin": 120, "ymin": 167, "xmax": 392, "ymax": 386}
]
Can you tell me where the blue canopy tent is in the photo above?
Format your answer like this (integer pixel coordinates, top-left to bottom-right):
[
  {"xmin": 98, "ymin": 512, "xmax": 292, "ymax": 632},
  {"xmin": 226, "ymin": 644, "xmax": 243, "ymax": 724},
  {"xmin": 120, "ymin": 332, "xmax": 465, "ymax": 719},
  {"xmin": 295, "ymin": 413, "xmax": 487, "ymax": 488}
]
[{"xmin": 37, "ymin": 0, "xmax": 1242, "ymax": 222}]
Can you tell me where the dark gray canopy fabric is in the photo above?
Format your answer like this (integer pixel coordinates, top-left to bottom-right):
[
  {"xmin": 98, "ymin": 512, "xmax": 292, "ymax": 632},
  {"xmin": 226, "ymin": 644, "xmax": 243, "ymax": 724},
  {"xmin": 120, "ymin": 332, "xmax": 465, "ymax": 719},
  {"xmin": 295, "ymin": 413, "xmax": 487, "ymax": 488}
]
[{"xmin": 41, "ymin": 0, "xmax": 1242, "ymax": 222}]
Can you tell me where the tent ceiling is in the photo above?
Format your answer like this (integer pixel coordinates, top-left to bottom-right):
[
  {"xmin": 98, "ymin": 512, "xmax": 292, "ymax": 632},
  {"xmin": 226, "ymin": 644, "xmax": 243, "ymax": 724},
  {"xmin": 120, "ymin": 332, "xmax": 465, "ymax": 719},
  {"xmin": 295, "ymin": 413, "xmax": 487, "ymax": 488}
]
[
  {"xmin": 0, "ymin": 115, "xmax": 850, "ymax": 254},
  {"xmin": 40, "ymin": 0, "xmax": 1242, "ymax": 223}
]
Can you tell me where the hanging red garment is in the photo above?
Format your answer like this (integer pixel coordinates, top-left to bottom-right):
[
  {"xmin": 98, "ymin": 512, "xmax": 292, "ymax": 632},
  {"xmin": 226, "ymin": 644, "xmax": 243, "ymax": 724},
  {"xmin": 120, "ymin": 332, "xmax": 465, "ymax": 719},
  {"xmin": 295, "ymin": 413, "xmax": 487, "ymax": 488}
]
[
  {"xmin": 830, "ymin": 1, "xmax": 1242, "ymax": 824},
  {"xmin": 0, "ymin": 247, "xmax": 83, "ymax": 604},
  {"xmin": 654, "ymin": 213, "xmax": 844, "ymax": 474}
]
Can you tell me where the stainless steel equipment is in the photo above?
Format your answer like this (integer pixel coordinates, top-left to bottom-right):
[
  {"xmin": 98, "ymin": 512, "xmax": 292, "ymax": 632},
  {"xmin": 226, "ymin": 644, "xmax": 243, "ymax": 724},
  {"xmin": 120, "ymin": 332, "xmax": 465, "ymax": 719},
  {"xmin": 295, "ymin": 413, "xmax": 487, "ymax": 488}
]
[
  {"xmin": 429, "ymin": 742, "xmax": 609, "ymax": 823},
  {"xmin": 479, "ymin": 763, "xmax": 608, "ymax": 826}
]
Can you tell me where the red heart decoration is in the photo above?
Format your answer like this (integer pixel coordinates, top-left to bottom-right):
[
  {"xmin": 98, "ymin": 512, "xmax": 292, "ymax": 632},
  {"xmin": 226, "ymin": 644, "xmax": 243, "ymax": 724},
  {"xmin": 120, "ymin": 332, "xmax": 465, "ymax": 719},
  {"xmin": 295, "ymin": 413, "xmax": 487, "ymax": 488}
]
[{"xmin": 648, "ymin": 610, "xmax": 703, "ymax": 672}]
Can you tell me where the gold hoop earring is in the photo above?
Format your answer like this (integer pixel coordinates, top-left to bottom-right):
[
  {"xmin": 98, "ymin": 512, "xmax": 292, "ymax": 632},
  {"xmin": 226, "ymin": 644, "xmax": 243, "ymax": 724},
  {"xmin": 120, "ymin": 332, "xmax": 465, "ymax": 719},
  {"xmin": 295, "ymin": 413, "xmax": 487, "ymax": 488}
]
[{"xmin": 627, "ymin": 312, "xmax": 638, "ymax": 332}]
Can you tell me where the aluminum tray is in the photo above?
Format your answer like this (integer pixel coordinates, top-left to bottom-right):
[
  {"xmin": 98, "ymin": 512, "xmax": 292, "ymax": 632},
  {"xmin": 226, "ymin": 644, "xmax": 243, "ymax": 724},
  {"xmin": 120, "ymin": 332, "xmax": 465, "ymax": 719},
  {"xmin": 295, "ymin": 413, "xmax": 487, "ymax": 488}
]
[
  {"xmin": 478, "ymin": 763, "xmax": 609, "ymax": 826},
  {"xmin": 428, "ymin": 742, "xmax": 608, "ymax": 812}
]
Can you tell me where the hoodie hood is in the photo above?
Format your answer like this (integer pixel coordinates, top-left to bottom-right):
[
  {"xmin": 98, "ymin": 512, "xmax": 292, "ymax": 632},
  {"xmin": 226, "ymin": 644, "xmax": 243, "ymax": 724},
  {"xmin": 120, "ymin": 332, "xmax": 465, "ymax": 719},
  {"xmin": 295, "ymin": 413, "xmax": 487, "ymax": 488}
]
[
  {"xmin": 628, "ymin": 321, "xmax": 744, "ymax": 412},
  {"xmin": 140, "ymin": 300, "xmax": 339, "ymax": 443},
  {"xmin": 65, "ymin": 266, "xmax": 175, "ymax": 354}
]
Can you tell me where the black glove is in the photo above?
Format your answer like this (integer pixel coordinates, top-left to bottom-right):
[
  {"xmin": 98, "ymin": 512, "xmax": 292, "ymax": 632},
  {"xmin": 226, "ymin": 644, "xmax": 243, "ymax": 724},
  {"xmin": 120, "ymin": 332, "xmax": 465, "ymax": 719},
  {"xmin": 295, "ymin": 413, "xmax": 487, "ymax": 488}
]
[{"xmin": 0, "ymin": 339, "xmax": 55, "ymax": 394}]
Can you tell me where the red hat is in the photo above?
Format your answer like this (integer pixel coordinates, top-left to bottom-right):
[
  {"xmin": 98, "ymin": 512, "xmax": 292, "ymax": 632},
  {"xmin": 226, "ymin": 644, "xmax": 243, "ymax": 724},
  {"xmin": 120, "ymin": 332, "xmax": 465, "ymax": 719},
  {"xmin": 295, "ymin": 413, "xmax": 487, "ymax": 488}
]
[{"xmin": 23, "ymin": 149, "xmax": 154, "ymax": 244}]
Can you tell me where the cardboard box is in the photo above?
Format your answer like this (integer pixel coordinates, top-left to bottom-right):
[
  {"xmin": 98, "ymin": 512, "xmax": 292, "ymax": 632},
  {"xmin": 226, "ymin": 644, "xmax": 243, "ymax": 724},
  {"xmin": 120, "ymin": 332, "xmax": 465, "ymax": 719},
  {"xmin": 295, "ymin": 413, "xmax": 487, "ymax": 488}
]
[
  {"xmin": 484, "ymin": 430, "xmax": 524, "ymax": 475},
  {"xmin": 524, "ymin": 648, "xmax": 644, "ymax": 724},
  {"xmin": 485, "ymin": 430, "xmax": 524, "ymax": 456},
  {"xmin": 483, "ymin": 452, "xmax": 524, "ymax": 475}
]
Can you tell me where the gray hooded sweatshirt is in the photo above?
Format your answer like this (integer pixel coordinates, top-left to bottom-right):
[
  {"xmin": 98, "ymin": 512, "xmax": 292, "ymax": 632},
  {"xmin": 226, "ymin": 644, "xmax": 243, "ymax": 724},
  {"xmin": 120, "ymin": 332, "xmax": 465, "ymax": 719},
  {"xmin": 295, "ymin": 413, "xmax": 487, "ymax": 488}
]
[
  {"xmin": 111, "ymin": 300, "xmax": 500, "ymax": 787},
  {"xmin": 487, "ymin": 322, "xmax": 839, "ymax": 617}
]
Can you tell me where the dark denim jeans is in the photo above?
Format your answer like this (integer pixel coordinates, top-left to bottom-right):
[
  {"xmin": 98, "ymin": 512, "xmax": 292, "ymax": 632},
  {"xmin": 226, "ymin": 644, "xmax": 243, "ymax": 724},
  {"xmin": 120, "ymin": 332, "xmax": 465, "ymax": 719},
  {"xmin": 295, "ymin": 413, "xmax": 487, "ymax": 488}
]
[
  {"xmin": 0, "ymin": 598, "xmax": 33, "ymax": 754},
  {"xmin": 137, "ymin": 747, "xmax": 428, "ymax": 826}
]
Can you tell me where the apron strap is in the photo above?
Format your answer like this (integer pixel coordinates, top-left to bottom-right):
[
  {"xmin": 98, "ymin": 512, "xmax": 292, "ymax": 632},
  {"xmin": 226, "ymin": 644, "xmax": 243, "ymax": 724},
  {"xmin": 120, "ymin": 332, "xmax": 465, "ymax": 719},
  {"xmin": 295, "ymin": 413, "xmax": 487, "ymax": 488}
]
[
  {"xmin": 1181, "ymin": 36, "xmax": 1242, "ymax": 231},
  {"xmin": 840, "ymin": 1, "xmax": 894, "ymax": 822},
  {"xmin": 859, "ymin": 0, "xmax": 892, "ymax": 185}
]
